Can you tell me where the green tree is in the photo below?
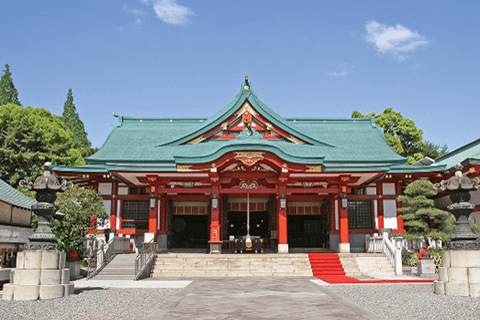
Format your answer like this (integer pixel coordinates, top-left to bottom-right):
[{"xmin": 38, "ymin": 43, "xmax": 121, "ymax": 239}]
[
  {"xmin": 352, "ymin": 108, "xmax": 448, "ymax": 164},
  {"xmin": 397, "ymin": 180, "xmax": 455, "ymax": 241},
  {"xmin": 52, "ymin": 185, "xmax": 108, "ymax": 257},
  {"xmin": 61, "ymin": 88, "xmax": 91, "ymax": 150},
  {"xmin": 0, "ymin": 103, "xmax": 84, "ymax": 187},
  {"xmin": 419, "ymin": 141, "xmax": 448, "ymax": 160},
  {"xmin": 0, "ymin": 64, "xmax": 21, "ymax": 106}
]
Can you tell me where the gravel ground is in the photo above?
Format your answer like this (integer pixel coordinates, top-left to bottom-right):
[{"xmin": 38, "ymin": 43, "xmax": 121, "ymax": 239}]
[
  {"xmin": 3, "ymin": 283, "xmax": 480, "ymax": 320},
  {"xmin": 0, "ymin": 288, "xmax": 179, "ymax": 320},
  {"xmin": 325, "ymin": 283, "xmax": 480, "ymax": 320}
]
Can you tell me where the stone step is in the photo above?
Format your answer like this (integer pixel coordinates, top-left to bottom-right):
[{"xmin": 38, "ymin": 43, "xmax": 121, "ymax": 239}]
[{"xmin": 151, "ymin": 254, "xmax": 313, "ymax": 278}]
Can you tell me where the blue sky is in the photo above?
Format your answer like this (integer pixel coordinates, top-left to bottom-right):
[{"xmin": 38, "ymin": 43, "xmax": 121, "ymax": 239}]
[{"xmin": 1, "ymin": 1, "xmax": 479, "ymax": 152}]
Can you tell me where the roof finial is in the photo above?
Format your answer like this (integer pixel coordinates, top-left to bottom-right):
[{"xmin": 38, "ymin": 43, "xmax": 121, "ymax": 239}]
[{"xmin": 244, "ymin": 75, "xmax": 249, "ymax": 90}]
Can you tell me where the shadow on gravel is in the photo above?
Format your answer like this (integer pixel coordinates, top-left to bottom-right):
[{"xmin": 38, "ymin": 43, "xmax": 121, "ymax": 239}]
[{"xmin": 74, "ymin": 287, "xmax": 105, "ymax": 294}]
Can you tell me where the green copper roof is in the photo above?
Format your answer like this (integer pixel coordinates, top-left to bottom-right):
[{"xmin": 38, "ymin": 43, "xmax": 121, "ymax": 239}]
[
  {"xmin": 436, "ymin": 138, "xmax": 480, "ymax": 169},
  {"xmin": 78, "ymin": 81, "xmax": 407, "ymax": 170},
  {"xmin": 0, "ymin": 179, "xmax": 36, "ymax": 209}
]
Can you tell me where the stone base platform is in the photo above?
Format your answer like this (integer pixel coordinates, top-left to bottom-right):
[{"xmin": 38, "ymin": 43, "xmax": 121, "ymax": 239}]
[
  {"xmin": 434, "ymin": 250, "xmax": 480, "ymax": 297},
  {"xmin": 2, "ymin": 250, "xmax": 74, "ymax": 301}
]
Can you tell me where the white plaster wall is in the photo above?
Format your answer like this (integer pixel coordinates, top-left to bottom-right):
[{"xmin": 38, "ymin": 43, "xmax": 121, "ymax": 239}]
[
  {"xmin": 98, "ymin": 182, "xmax": 112, "ymax": 195},
  {"xmin": 383, "ymin": 199, "xmax": 398, "ymax": 229},
  {"xmin": 99, "ymin": 200, "xmax": 111, "ymax": 230},
  {"xmin": 382, "ymin": 183, "xmax": 396, "ymax": 195}
]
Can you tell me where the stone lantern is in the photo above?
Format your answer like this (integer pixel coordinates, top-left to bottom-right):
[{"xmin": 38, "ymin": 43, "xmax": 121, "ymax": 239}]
[
  {"xmin": 3, "ymin": 163, "xmax": 74, "ymax": 301},
  {"xmin": 434, "ymin": 163, "xmax": 480, "ymax": 296}
]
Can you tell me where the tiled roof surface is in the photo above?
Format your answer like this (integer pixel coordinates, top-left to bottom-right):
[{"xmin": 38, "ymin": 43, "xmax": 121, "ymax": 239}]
[
  {"xmin": 85, "ymin": 82, "xmax": 406, "ymax": 167},
  {"xmin": 0, "ymin": 179, "xmax": 36, "ymax": 209},
  {"xmin": 435, "ymin": 138, "xmax": 480, "ymax": 169}
]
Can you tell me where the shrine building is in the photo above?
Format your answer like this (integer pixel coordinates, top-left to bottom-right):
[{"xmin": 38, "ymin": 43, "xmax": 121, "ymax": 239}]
[{"xmin": 54, "ymin": 78, "xmax": 448, "ymax": 253}]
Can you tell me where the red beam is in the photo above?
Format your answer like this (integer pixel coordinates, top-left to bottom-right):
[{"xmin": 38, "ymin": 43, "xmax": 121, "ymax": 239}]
[
  {"xmin": 286, "ymin": 187, "xmax": 339, "ymax": 194},
  {"xmin": 220, "ymin": 187, "xmax": 278, "ymax": 194},
  {"xmin": 158, "ymin": 187, "xmax": 211, "ymax": 194}
]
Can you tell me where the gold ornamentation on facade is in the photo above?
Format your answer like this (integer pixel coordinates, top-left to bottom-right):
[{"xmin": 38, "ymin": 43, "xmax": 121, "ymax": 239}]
[
  {"xmin": 287, "ymin": 135, "xmax": 305, "ymax": 145},
  {"xmin": 234, "ymin": 152, "xmax": 264, "ymax": 166},
  {"xmin": 176, "ymin": 165, "xmax": 192, "ymax": 172},
  {"xmin": 306, "ymin": 165, "xmax": 322, "ymax": 172},
  {"xmin": 187, "ymin": 135, "xmax": 205, "ymax": 145},
  {"xmin": 234, "ymin": 101, "xmax": 259, "ymax": 119}
]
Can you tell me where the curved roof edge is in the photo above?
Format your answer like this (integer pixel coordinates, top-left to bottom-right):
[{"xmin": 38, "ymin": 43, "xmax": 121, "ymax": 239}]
[{"xmin": 174, "ymin": 144, "xmax": 325, "ymax": 165}]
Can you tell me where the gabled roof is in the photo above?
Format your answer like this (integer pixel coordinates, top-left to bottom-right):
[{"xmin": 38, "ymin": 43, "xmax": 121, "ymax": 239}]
[
  {"xmin": 57, "ymin": 80, "xmax": 410, "ymax": 173},
  {"xmin": 435, "ymin": 138, "xmax": 480, "ymax": 169},
  {"xmin": 158, "ymin": 82, "xmax": 331, "ymax": 147},
  {"xmin": 0, "ymin": 179, "xmax": 36, "ymax": 210}
]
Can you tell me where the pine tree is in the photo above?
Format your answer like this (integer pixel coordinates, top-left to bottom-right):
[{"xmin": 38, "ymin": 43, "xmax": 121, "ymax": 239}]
[
  {"xmin": 397, "ymin": 180, "xmax": 455, "ymax": 241},
  {"xmin": 61, "ymin": 88, "xmax": 91, "ymax": 149},
  {"xmin": 0, "ymin": 64, "xmax": 21, "ymax": 105}
]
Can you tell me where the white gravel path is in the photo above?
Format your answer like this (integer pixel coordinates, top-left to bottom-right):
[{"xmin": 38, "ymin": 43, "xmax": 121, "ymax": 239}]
[
  {"xmin": 324, "ymin": 283, "xmax": 480, "ymax": 320},
  {"xmin": 0, "ymin": 288, "xmax": 179, "ymax": 320}
]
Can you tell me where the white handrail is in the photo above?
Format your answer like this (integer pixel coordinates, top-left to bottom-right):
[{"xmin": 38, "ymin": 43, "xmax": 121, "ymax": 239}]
[
  {"xmin": 365, "ymin": 234, "xmax": 383, "ymax": 253},
  {"xmin": 382, "ymin": 232, "xmax": 402, "ymax": 276}
]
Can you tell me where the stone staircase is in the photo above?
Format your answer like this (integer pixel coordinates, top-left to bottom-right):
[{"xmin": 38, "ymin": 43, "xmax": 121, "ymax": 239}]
[
  {"xmin": 93, "ymin": 253, "xmax": 136, "ymax": 280},
  {"xmin": 339, "ymin": 253, "xmax": 396, "ymax": 278},
  {"xmin": 151, "ymin": 254, "xmax": 313, "ymax": 278}
]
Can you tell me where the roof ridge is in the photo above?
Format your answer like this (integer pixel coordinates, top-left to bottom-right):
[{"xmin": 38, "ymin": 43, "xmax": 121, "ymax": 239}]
[
  {"xmin": 155, "ymin": 81, "xmax": 335, "ymax": 148},
  {"xmin": 436, "ymin": 138, "xmax": 480, "ymax": 162}
]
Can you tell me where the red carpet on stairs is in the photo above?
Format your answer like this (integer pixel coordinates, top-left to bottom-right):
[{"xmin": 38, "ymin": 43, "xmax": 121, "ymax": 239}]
[{"xmin": 308, "ymin": 253, "xmax": 434, "ymax": 284}]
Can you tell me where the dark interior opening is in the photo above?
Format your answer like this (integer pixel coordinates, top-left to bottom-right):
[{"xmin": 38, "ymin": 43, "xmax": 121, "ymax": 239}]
[
  {"xmin": 170, "ymin": 215, "xmax": 208, "ymax": 248},
  {"xmin": 226, "ymin": 211, "xmax": 269, "ymax": 239},
  {"xmin": 288, "ymin": 215, "xmax": 324, "ymax": 248}
]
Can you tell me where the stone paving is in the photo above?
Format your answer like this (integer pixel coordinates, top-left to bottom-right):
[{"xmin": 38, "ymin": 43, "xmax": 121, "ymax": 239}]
[{"xmin": 144, "ymin": 277, "xmax": 380, "ymax": 320}]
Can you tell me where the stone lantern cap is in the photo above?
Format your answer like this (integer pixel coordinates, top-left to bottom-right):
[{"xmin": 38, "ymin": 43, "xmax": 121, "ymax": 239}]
[
  {"xmin": 435, "ymin": 163, "xmax": 479, "ymax": 193},
  {"xmin": 20, "ymin": 162, "xmax": 71, "ymax": 204}
]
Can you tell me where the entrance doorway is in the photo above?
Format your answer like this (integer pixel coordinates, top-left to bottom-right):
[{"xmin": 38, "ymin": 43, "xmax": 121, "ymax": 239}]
[
  {"xmin": 170, "ymin": 215, "xmax": 208, "ymax": 249},
  {"xmin": 226, "ymin": 211, "xmax": 269, "ymax": 239},
  {"xmin": 168, "ymin": 201, "xmax": 210, "ymax": 249},
  {"xmin": 288, "ymin": 215, "xmax": 324, "ymax": 248}
]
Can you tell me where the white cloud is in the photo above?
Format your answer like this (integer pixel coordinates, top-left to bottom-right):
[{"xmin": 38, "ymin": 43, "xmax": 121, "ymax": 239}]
[
  {"xmin": 329, "ymin": 63, "xmax": 352, "ymax": 77},
  {"xmin": 365, "ymin": 20, "xmax": 430, "ymax": 60},
  {"xmin": 123, "ymin": 5, "xmax": 145, "ymax": 25},
  {"xmin": 146, "ymin": 0, "xmax": 194, "ymax": 25}
]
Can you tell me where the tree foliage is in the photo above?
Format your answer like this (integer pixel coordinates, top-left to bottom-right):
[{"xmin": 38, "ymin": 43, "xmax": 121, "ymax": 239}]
[
  {"xmin": 0, "ymin": 64, "xmax": 21, "ymax": 106},
  {"xmin": 0, "ymin": 103, "xmax": 84, "ymax": 187},
  {"xmin": 420, "ymin": 141, "xmax": 448, "ymax": 160},
  {"xmin": 52, "ymin": 185, "xmax": 108, "ymax": 257},
  {"xmin": 352, "ymin": 108, "xmax": 447, "ymax": 164},
  {"xmin": 397, "ymin": 180, "xmax": 455, "ymax": 241},
  {"xmin": 61, "ymin": 88, "xmax": 91, "ymax": 150}
]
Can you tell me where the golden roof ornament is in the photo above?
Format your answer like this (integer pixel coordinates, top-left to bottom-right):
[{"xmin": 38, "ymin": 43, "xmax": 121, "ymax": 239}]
[{"xmin": 244, "ymin": 75, "xmax": 249, "ymax": 90}]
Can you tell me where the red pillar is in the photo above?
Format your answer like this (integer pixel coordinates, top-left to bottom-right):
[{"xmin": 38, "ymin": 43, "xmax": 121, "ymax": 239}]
[
  {"xmin": 278, "ymin": 184, "xmax": 288, "ymax": 253},
  {"xmin": 377, "ymin": 184, "xmax": 384, "ymax": 232},
  {"xmin": 148, "ymin": 186, "xmax": 158, "ymax": 237},
  {"xmin": 110, "ymin": 182, "xmax": 117, "ymax": 231},
  {"xmin": 395, "ymin": 181, "xmax": 405, "ymax": 232},
  {"xmin": 338, "ymin": 194, "xmax": 350, "ymax": 253},
  {"xmin": 209, "ymin": 184, "xmax": 222, "ymax": 253}
]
